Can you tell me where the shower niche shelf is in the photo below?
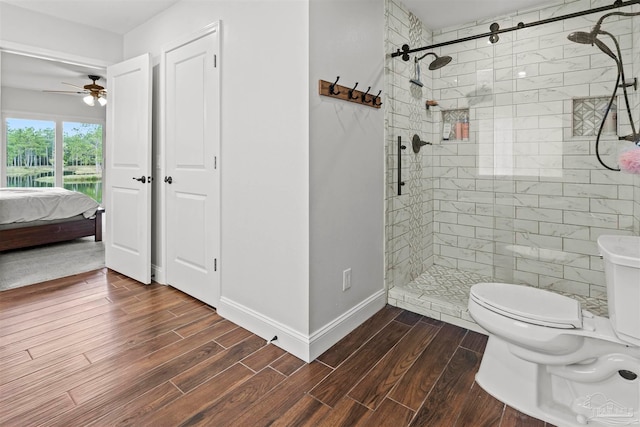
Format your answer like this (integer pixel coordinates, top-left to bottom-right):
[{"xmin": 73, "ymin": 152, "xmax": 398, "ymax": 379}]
[
  {"xmin": 572, "ymin": 97, "xmax": 617, "ymax": 137},
  {"xmin": 442, "ymin": 108, "xmax": 469, "ymax": 141}
]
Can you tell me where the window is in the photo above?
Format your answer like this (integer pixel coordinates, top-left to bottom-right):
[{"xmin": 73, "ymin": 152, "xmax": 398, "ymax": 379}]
[
  {"xmin": 2, "ymin": 115, "xmax": 104, "ymax": 203},
  {"xmin": 63, "ymin": 122, "xmax": 103, "ymax": 203},
  {"xmin": 5, "ymin": 118, "xmax": 55, "ymax": 188}
]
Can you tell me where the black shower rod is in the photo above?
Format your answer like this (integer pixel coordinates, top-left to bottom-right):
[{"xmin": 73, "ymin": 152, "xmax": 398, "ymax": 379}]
[{"xmin": 391, "ymin": 0, "xmax": 640, "ymax": 60}]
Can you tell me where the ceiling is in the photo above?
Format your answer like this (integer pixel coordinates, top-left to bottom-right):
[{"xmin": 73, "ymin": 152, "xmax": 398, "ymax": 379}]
[
  {"xmin": 1, "ymin": 0, "xmax": 551, "ymax": 95},
  {"xmin": 2, "ymin": 0, "xmax": 181, "ymax": 35}
]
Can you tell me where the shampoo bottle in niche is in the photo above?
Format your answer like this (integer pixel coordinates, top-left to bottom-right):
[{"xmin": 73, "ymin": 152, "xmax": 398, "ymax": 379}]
[
  {"xmin": 455, "ymin": 120, "xmax": 463, "ymax": 140},
  {"xmin": 602, "ymin": 109, "xmax": 617, "ymax": 135},
  {"xmin": 462, "ymin": 116, "xmax": 469, "ymax": 140}
]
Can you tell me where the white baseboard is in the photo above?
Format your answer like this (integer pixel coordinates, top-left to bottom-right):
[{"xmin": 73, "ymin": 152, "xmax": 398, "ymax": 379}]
[
  {"xmin": 308, "ymin": 290, "xmax": 386, "ymax": 360},
  {"xmin": 217, "ymin": 289, "xmax": 386, "ymax": 363},
  {"xmin": 217, "ymin": 297, "xmax": 312, "ymax": 361}
]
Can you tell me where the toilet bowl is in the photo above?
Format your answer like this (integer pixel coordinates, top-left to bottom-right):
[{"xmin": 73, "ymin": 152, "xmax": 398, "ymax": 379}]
[{"xmin": 468, "ymin": 235, "xmax": 640, "ymax": 427}]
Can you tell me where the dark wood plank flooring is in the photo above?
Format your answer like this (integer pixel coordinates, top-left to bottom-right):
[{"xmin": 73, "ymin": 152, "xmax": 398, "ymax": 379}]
[{"xmin": 0, "ymin": 268, "xmax": 555, "ymax": 426}]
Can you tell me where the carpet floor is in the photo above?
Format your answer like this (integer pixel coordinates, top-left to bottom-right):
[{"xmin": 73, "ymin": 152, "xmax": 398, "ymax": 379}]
[{"xmin": 0, "ymin": 237, "xmax": 105, "ymax": 291}]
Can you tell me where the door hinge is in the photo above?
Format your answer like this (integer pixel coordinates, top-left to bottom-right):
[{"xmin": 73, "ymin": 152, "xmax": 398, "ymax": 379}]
[
  {"xmin": 214, "ymin": 54, "xmax": 217, "ymax": 68},
  {"xmin": 214, "ymin": 258, "xmax": 217, "ymax": 271},
  {"xmin": 214, "ymin": 156, "xmax": 217, "ymax": 169}
]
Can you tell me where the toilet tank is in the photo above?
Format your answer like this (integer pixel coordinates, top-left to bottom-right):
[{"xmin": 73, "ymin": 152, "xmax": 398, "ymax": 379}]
[{"xmin": 597, "ymin": 235, "xmax": 640, "ymax": 346}]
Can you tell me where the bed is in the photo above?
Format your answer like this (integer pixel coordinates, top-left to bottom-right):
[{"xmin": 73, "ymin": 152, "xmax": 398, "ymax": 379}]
[{"xmin": 0, "ymin": 187, "xmax": 104, "ymax": 252}]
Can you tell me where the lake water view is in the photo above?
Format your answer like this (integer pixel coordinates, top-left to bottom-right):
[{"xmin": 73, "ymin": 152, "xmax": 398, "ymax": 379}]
[{"xmin": 7, "ymin": 172, "xmax": 102, "ymax": 203}]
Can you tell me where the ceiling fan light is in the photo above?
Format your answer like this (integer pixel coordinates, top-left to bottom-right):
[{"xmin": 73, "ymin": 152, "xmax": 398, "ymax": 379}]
[
  {"xmin": 97, "ymin": 96, "xmax": 107, "ymax": 106},
  {"xmin": 83, "ymin": 94, "xmax": 95, "ymax": 106}
]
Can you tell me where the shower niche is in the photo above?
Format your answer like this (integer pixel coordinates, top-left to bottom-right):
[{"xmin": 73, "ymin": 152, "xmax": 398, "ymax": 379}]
[
  {"xmin": 441, "ymin": 108, "xmax": 470, "ymax": 141},
  {"xmin": 572, "ymin": 97, "xmax": 617, "ymax": 137}
]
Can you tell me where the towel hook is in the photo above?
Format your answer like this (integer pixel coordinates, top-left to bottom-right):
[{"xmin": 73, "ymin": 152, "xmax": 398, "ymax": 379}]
[
  {"xmin": 361, "ymin": 86, "xmax": 371, "ymax": 103},
  {"xmin": 329, "ymin": 76, "xmax": 341, "ymax": 95},
  {"xmin": 348, "ymin": 82, "xmax": 359, "ymax": 100},
  {"xmin": 373, "ymin": 90, "xmax": 382, "ymax": 106}
]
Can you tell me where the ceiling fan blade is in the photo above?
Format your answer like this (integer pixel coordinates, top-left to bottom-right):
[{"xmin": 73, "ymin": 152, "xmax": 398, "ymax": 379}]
[
  {"xmin": 43, "ymin": 90, "xmax": 86, "ymax": 94},
  {"xmin": 62, "ymin": 82, "xmax": 86, "ymax": 90}
]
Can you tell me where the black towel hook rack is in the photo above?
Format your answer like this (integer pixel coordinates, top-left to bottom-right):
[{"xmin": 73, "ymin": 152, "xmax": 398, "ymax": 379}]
[{"xmin": 318, "ymin": 77, "xmax": 382, "ymax": 109}]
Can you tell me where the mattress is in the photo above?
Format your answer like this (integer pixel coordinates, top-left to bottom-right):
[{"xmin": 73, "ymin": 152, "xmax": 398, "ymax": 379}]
[{"xmin": 0, "ymin": 187, "xmax": 100, "ymax": 225}]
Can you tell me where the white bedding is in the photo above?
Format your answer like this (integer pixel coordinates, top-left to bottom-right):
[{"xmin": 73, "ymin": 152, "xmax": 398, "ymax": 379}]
[{"xmin": 0, "ymin": 187, "xmax": 100, "ymax": 225}]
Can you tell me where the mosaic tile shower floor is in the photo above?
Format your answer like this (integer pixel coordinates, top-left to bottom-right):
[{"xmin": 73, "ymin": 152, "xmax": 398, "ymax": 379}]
[{"xmin": 388, "ymin": 264, "xmax": 608, "ymax": 333}]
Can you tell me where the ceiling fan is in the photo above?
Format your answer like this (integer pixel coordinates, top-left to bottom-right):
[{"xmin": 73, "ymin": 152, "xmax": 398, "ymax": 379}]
[{"xmin": 44, "ymin": 74, "xmax": 107, "ymax": 106}]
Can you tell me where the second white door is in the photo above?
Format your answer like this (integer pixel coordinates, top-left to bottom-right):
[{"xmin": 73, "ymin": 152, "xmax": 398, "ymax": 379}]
[{"xmin": 164, "ymin": 23, "xmax": 220, "ymax": 307}]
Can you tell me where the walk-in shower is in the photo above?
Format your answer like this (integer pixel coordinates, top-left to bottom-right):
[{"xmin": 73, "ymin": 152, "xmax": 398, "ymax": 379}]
[{"xmin": 384, "ymin": 0, "xmax": 640, "ymax": 331}]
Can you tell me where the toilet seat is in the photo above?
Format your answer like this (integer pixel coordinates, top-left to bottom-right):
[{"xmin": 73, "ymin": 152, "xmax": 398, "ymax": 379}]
[{"xmin": 470, "ymin": 283, "xmax": 582, "ymax": 329}]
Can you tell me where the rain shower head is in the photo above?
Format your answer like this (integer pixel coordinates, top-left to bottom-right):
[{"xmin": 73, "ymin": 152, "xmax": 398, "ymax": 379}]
[
  {"xmin": 416, "ymin": 52, "xmax": 453, "ymax": 71},
  {"xmin": 428, "ymin": 55, "xmax": 452, "ymax": 70}
]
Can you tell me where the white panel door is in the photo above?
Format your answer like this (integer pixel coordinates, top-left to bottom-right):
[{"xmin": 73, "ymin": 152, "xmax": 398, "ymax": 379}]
[
  {"xmin": 164, "ymin": 23, "xmax": 220, "ymax": 307},
  {"xmin": 105, "ymin": 54, "xmax": 152, "ymax": 284}
]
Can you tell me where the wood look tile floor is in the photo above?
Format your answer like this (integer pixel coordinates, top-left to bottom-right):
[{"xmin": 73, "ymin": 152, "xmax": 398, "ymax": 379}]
[{"xmin": 0, "ymin": 268, "xmax": 556, "ymax": 426}]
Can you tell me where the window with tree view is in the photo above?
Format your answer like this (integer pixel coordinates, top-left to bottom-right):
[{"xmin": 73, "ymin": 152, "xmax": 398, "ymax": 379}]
[
  {"xmin": 5, "ymin": 118, "xmax": 55, "ymax": 188},
  {"xmin": 63, "ymin": 122, "xmax": 103, "ymax": 203},
  {"xmin": 4, "ymin": 117, "xmax": 103, "ymax": 203}
]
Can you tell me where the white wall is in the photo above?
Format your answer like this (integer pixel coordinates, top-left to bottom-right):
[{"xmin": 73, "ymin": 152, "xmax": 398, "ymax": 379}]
[
  {"xmin": 308, "ymin": 0, "xmax": 385, "ymax": 333},
  {"xmin": 0, "ymin": 2, "xmax": 122, "ymax": 66},
  {"xmin": 124, "ymin": 0, "xmax": 312, "ymax": 344},
  {"xmin": 2, "ymin": 87, "xmax": 106, "ymax": 120},
  {"xmin": 126, "ymin": 0, "xmax": 386, "ymax": 361}
]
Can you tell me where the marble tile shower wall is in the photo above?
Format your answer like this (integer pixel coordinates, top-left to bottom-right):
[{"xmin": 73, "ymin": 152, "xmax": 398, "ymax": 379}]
[
  {"xmin": 385, "ymin": 0, "xmax": 435, "ymax": 291},
  {"xmin": 386, "ymin": 0, "xmax": 640, "ymax": 299},
  {"xmin": 634, "ymin": 4, "xmax": 640, "ymax": 234}
]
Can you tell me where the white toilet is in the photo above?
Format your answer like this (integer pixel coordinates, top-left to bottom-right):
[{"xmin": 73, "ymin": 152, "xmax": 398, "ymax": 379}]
[{"xmin": 468, "ymin": 235, "xmax": 640, "ymax": 427}]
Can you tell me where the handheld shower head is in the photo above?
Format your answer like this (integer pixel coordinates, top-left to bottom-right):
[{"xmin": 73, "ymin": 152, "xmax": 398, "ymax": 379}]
[
  {"xmin": 567, "ymin": 31, "xmax": 595, "ymax": 44},
  {"xmin": 567, "ymin": 31, "xmax": 617, "ymax": 60}
]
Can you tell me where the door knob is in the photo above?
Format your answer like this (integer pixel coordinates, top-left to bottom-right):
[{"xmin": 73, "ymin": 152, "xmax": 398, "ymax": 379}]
[
  {"xmin": 133, "ymin": 176, "xmax": 146, "ymax": 183},
  {"xmin": 164, "ymin": 176, "xmax": 173, "ymax": 184}
]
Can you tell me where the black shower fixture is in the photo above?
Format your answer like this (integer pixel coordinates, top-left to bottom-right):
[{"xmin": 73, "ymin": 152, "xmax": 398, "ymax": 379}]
[
  {"xmin": 410, "ymin": 52, "xmax": 452, "ymax": 86},
  {"xmin": 567, "ymin": 9, "xmax": 640, "ymax": 170},
  {"xmin": 418, "ymin": 52, "xmax": 452, "ymax": 70},
  {"xmin": 567, "ymin": 31, "xmax": 618, "ymax": 60}
]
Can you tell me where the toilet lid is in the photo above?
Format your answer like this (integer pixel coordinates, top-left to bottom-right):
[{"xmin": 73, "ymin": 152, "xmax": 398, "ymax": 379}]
[{"xmin": 470, "ymin": 283, "xmax": 582, "ymax": 329}]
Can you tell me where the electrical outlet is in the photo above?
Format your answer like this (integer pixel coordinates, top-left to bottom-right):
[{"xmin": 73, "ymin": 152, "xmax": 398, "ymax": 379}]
[{"xmin": 343, "ymin": 268, "xmax": 351, "ymax": 291}]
